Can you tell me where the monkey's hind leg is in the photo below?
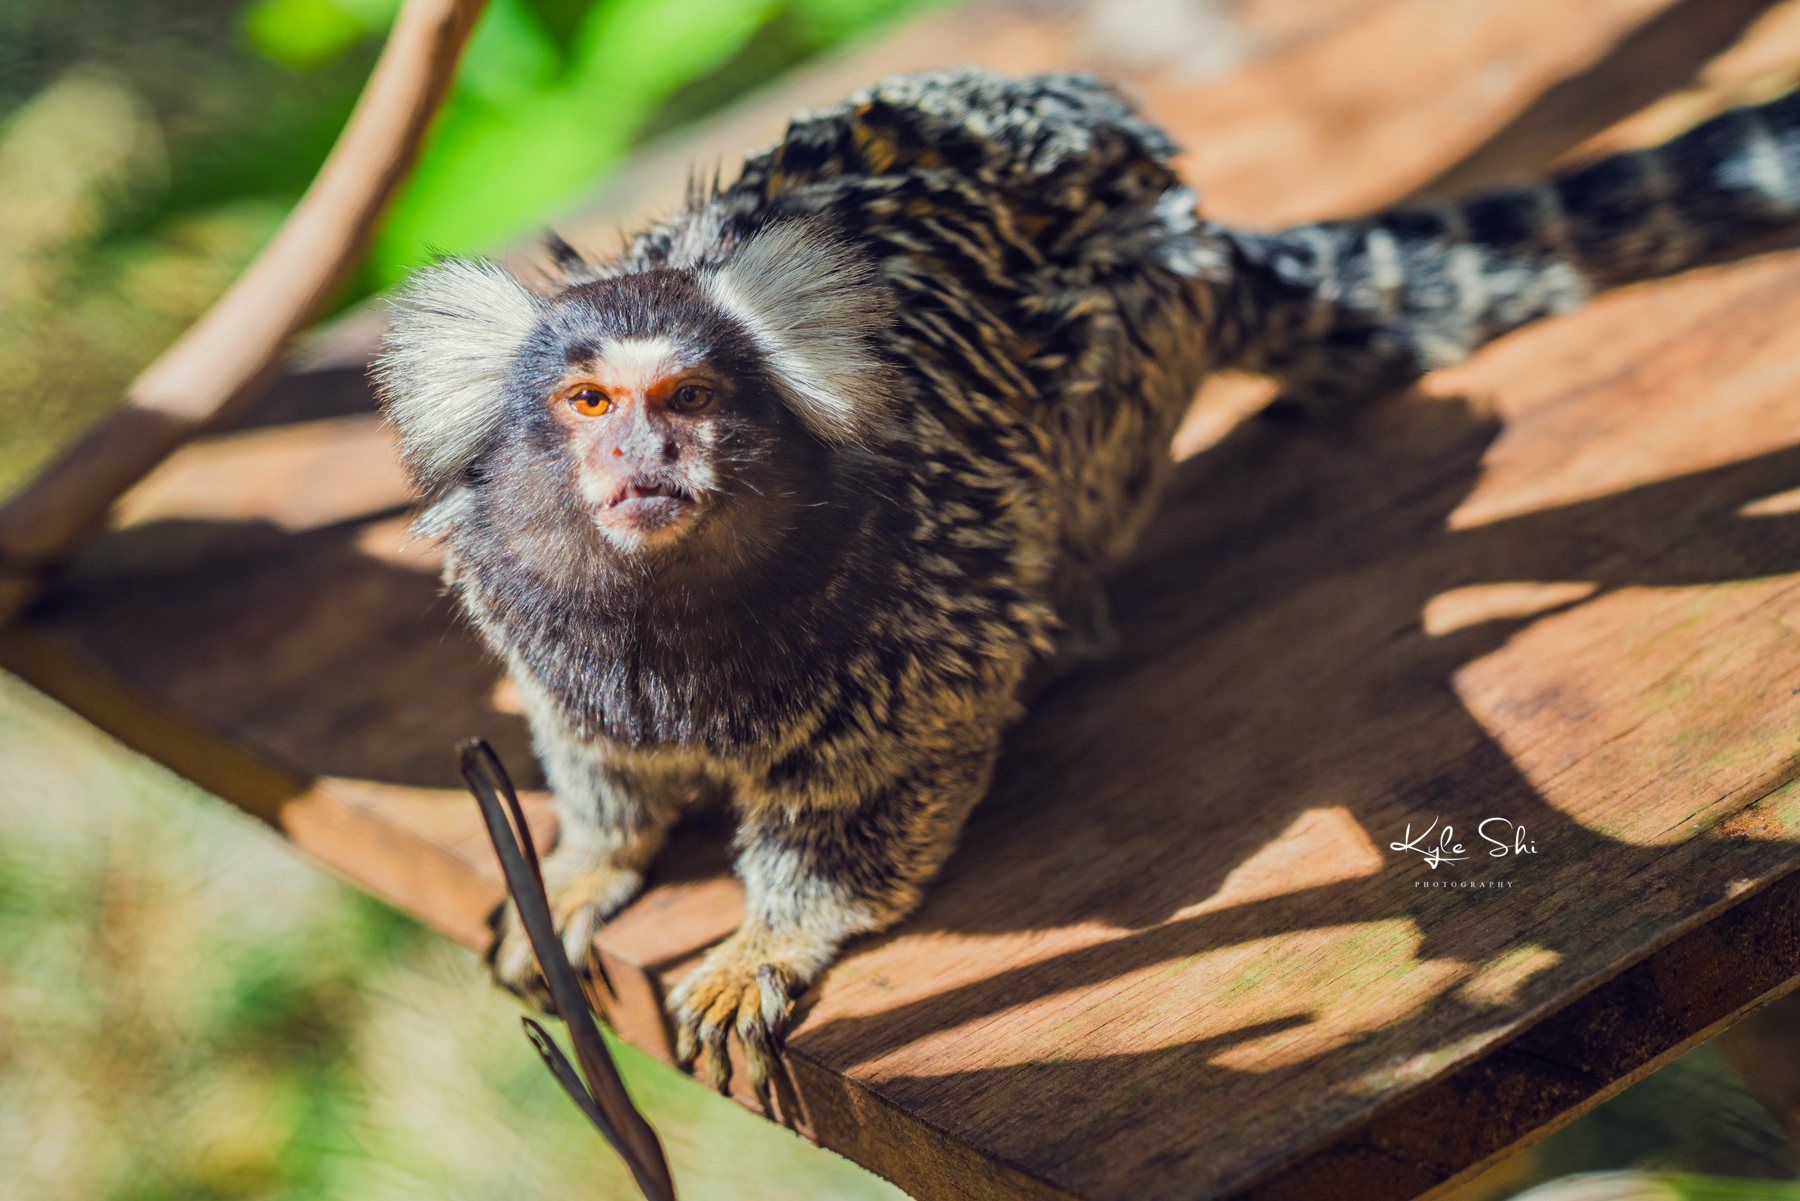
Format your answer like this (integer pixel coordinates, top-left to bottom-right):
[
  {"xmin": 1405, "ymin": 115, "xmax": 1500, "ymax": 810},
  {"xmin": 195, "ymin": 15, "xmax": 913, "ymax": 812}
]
[
  {"xmin": 667, "ymin": 744, "xmax": 996, "ymax": 1106},
  {"xmin": 488, "ymin": 741, "xmax": 692, "ymax": 1009}
]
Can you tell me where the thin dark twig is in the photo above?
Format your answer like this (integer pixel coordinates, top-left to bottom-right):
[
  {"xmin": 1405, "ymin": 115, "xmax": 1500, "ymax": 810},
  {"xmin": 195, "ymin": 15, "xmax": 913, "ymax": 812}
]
[
  {"xmin": 489, "ymin": 748, "xmax": 616, "ymax": 1000},
  {"xmin": 458, "ymin": 738, "xmax": 677, "ymax": 1201},
  {"xmin": 523, "ymin": 1017, "xmax": 613, "ymax": 1129}
]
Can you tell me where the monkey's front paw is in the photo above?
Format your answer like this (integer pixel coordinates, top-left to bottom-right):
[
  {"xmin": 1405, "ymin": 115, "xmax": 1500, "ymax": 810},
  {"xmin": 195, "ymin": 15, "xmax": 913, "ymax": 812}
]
[
  {"xmin": 666, "ymin": 932, "xmax": 808, "ymax": 1108},
  {"xmin": 487, "ymin": 857, "xmax": 643, "ymax": 1010}
]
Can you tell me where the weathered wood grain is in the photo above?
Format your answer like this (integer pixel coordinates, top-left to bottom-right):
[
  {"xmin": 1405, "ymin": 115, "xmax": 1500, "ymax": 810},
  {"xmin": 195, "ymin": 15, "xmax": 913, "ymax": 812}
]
[
  {"xmin": 1157, "ymin": 0, "xmax": 1681, "ymax": 224},
  {"xmin": 8, "ymin": 0, "xmax": 1800, "ymax": 1198},
  {"xmin": 1403, "ymin": 0, "xmax": 1790, "ymax": 204}
]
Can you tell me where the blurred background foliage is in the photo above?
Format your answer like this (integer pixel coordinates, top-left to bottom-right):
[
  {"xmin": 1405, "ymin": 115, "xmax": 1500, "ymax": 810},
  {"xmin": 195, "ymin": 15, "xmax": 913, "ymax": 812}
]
[
  {"xmin": 0, "ymin": 0, "xmax": 942, "ymax": 498},
  {"xmin": 238, "ymin": 0, "xmax": 934, "ymax": 286},
  {"xmin": 6, "ymin": 1, "xmax": 1800, "ymax": 1199}
]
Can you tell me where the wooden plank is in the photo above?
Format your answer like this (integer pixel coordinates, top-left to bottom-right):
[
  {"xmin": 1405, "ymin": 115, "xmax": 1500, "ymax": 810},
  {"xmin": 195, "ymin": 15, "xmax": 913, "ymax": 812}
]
[
  {"xmin": 1402, "ymin": 0, "xmax": 1791, "ymax": 204},
  {"xmin": 1155, "ymin": 0, "xmax": 1681, "ymax": 224},
  {"xmin": 1552, "ymin": 0, "xmax": 1800, "ymax": 168},
  {"xmin": 9, "ymin": 1, "xmax": 1800, "ymax": 1198}
]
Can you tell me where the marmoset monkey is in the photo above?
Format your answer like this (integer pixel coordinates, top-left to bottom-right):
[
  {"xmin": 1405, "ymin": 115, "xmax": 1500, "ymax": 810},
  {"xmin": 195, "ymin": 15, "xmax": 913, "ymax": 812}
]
[{"xmin": 376, "ymin": 68, "xmax": 1800, "ymax": 1100}]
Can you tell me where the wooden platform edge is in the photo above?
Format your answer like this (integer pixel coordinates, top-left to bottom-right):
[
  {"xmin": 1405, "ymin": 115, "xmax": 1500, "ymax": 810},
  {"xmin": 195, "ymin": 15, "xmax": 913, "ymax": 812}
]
[
  {"xmin": 789, "ymin": 1050, "xmax": 1088, "ymax": 1201},
  {"xmin": 1230, "ymin": 832, "xmax": 1800, "ymax": 1201},
  {"xmin": 0, "ymin": 624, "xmax": 501, "ymax": 949}
]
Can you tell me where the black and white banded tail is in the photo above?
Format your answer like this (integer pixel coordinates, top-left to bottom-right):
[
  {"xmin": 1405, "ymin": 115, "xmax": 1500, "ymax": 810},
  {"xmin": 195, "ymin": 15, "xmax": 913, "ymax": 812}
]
[{"xmin": 1217, "ymin": 89, "xmax": 1800, "ymax": 406}]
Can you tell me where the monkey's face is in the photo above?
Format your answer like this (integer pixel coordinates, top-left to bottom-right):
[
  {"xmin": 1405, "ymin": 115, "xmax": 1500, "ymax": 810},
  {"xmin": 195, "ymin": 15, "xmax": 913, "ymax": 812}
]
[
  {"xmin": 510, "ymin": 273, "xmax": 815, "ymax": 561},
  {"xmin": 550, "ymin": 340, "xmax": 712, "ymax": 543},
  {"xmin": 551, "ymin": 342, "xmax": 717, "ymax": 544},
  {"xmin": 378, "ymin": 221, "xmax": 899, "ymax": 584}
]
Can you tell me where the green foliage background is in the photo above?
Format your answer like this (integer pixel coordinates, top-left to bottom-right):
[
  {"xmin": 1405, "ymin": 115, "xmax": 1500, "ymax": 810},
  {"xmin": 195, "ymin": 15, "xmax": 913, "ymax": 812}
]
[
  {"xmin": 239, "ymin": 0, "xmax": 931, "ymax": 287},
  {"xmin": 0, "ymin": 0, "xmax": 940, "ymax": 499}
]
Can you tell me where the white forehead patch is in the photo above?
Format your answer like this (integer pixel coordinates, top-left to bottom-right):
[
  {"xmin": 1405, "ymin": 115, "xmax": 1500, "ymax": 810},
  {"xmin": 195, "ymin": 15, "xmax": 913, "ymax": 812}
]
[{"xmin": 596, "ymin": 336, "xmax": 680, "ymax": 393}]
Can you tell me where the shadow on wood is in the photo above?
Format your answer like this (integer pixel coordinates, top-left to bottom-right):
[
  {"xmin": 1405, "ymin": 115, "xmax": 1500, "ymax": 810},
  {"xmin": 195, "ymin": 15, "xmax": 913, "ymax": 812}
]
[{"xmin": 1404, "ymin": 0, "xmax": 1788, "ymax": 202}]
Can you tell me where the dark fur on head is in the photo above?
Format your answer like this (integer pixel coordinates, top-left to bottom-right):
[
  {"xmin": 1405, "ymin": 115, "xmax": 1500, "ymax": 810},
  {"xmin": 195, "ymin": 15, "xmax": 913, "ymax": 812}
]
[
  {"xmin": 456, "ymin": 266, "xmax": 911, "ymax": 748},
  {"xmin": 544, "ymin": 230, "xmax": 601, "ymax": 285}
]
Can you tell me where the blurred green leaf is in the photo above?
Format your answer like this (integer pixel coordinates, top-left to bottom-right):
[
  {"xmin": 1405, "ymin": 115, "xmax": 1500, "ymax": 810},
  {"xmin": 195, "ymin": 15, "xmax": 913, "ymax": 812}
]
[
  {"xmin": 455, "ymin": 0, "xmax": 562, "ymax": 106},
  {"xmin": 789, "ymin": 0, "xmax": 936, "ymax": 47},
  {"xmin": 520, "ymin": 0, "xmax": 592, "ymax": 57},
  {"xmin": 570, "ymin": 0, "xmax": 778, "ymax": 100},
  {"xmin": 241, "ymin": 0, "xmax": 372, "ymax": 71},
  {"xmin": 333, "ymin": 0, "xmax": 404, "ymax": 27},
  {"xmin": 367, "ymin": 0, "xmax": 775, "ymax": 284}
]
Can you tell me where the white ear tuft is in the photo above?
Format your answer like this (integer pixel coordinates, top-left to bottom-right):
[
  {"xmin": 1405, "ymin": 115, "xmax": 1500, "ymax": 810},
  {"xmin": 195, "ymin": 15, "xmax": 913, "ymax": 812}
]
[
  {"xmin": 374, "ymin": 257, "xmax": 545, "ymax": 487},
  {"xmin": 699, "ymin": 221, "xmax": 896, "ymax": 445}
]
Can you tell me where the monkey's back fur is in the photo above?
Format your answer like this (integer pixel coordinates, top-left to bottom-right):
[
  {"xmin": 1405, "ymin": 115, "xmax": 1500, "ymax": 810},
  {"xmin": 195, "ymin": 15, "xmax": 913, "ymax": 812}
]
[
  {"xmin": 524, "ymin": 70, "xmax": 1220, "ymax": 752},
  {"xmin": 377, "ymin": 68, "xmax": 1800, "ymax": 1097}
]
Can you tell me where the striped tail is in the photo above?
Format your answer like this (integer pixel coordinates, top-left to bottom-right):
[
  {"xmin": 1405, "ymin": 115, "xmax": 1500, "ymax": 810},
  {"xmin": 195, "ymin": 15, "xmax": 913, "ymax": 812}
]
[{"xmin": 1214, "ymin": 89, "xmax": 1800, "ymax": 408}]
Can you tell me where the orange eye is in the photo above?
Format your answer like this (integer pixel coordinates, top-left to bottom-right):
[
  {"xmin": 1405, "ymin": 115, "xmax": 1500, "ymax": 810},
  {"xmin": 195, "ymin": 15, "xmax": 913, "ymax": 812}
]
[
  {"xmin": 568, "ymin": 387, "xmax": 611, "ymax": 416},
  {"xmin": 669, "ymin": 384, "xmax": 714, "ymax": 413}
]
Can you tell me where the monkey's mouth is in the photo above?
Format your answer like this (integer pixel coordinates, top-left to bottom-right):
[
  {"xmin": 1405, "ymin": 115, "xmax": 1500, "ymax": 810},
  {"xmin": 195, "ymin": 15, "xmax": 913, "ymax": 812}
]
[{"xmin": 598, "ymin": 479, "xmax": 698, "ymax": 533}]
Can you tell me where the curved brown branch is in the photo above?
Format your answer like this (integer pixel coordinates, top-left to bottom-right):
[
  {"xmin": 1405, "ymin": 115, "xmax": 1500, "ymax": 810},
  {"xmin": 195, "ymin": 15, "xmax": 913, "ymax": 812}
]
[{"xmin": 0, "ymin": 0, "xmax": 489, "ymax": 624}]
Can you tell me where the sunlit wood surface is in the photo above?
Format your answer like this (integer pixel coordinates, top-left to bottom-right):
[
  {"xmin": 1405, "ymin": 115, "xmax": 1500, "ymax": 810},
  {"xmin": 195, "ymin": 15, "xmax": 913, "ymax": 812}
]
[{"xmin": 11, "ymin": 1, "xmax": 1800, "ymax": 1198}]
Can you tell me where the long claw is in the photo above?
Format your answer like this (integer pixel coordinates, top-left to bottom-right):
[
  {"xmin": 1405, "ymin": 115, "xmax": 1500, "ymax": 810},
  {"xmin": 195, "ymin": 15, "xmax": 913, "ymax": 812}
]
[
  {"xmin": 756, "ymin": 964, "xmax": 790, "ymax": 1049},
  {"xmin": 675, "ymin": 1021, "xmax": 699, "ymax": 1071},
  {"xmin": 560, "ymin": 903, "xmax": 603, "ymax": 969},
  {"xmin": 750, "ymin": 1069, "xmax": 773, "ymax": 1115},
  {"xmin": 704, "ymin": 1020, "xmax": 733, "ymax": 1094},
  {"xmin": 666, "ymin": 938, "xmax": 803, "ymax": 1102},
  {"xmin": 739, "ymin": 1011, "xmax": 776, "ymax": 1114}
]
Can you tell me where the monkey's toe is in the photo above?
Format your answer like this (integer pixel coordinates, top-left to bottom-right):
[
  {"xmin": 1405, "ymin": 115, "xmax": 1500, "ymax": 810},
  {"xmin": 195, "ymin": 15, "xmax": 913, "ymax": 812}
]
[
  {"xmin": 667, "ymin": 940, "xmax": 801, "ymax": 1109},
  {"xmin": 486, "ymin": 898, "xmax": 554, "ymax": 1010},
  {"xmin": 484, "ymin": 861, "xmax": 642, "ymax": 1009}
]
